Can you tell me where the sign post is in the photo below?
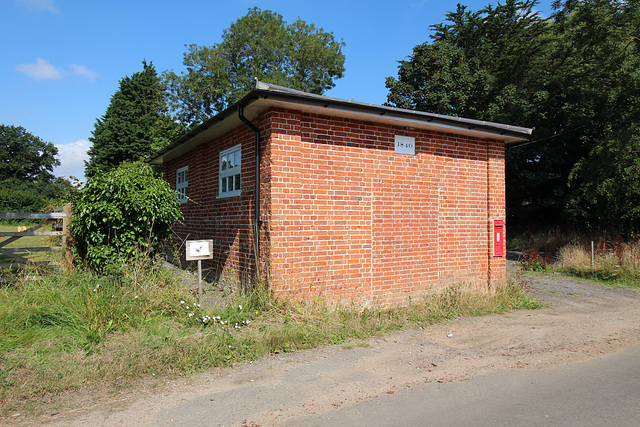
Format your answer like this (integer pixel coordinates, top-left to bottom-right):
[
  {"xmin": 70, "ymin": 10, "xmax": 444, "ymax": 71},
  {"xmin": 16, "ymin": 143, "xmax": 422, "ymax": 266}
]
[{"xmin": 185, "ymin": 240, "xmax": 214, "ymax": 300}]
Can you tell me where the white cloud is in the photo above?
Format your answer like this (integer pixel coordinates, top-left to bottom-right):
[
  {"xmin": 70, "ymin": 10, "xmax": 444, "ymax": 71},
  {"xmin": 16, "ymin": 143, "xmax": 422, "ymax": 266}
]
[
  {"xmin": 69, "ymin": 64, "xmax": 99, "ymax": 80},
  {"xmin": 16, "ymin": 58, "xmax": 64, "ymax": 80},
  {"xmin": 16, "ymin": 59, "xmax": 99, "ymax": 81},
  {"xmin": 18, "ymin": 0, "xmax": 58, "ymax": 13},
  {"xmin": 54, "ymin": 139, "xmax": 90, "ymax": 181}
]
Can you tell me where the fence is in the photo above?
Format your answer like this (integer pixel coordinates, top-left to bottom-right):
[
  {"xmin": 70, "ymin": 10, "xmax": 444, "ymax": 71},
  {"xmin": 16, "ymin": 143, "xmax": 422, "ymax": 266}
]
[{"xmin": 0, "ymin": 203, "xmax": 72, "ymax": 269}]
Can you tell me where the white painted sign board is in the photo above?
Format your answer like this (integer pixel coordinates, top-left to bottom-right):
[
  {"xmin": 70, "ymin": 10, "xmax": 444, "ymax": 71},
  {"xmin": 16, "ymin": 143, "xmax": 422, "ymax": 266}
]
[
  {"xmin": 186, "ymin": 240, "xmax": 213, "ymax": 261},
  {"xmin": 395, "ymin": 135, "xmax": 415, "ymax": 155}
]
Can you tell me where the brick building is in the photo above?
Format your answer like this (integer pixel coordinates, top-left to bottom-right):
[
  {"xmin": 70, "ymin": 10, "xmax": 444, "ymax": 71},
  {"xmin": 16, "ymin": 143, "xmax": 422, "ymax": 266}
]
[{"xmin": 149, "ymin": 81, "xmax": 532, "ymax": 306}]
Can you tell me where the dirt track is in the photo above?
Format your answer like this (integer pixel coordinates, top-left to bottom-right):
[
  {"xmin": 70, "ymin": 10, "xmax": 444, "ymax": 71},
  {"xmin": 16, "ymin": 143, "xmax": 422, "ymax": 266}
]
[{"xmin": 26, "ymin": 264, "xmax": 640, "ymax": 426}]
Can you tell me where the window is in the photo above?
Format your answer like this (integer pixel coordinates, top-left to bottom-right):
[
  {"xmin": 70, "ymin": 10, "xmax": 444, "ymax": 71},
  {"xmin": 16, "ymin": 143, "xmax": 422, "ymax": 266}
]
[
  {"xmin": 176, "ymin": 166, "xmax": 188, "ymax": 204},
  {"xmin": 219, "ymin": 144, "xmax": 241, "ymax": 198}
]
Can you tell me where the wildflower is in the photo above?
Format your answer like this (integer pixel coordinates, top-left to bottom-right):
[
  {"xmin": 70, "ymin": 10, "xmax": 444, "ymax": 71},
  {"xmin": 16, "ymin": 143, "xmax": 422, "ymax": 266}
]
[
  {"xmin": 188, "ymin": 313, "xmax": 194, "ymax": 317},
  {"xmin": 135, "ymin": 295, "xmax": 138, "ymax": 299},
  {"xmin": 180, "ymin": 300, "xmax": 185, "ymax": 304},
  {"xmin": 186, "ymin": 306, "xmax": 189, "ymax": 309},
  {"xmin": 93, "ymin": 289, "xmax": 97, "ymax": 292},
  {"xmin": 239, "ymin": 305, "xmax": 243, "ymax": 310},
  {"xmin": 228, "ymin": 345, "xmax": 232, "ymax": 348}
]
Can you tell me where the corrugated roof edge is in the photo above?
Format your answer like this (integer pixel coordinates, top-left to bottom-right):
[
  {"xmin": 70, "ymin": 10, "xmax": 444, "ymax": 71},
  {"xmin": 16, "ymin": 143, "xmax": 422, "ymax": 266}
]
[{"xmin": 147, "ymin": 80, "xmax": 533, "ymax": 164}]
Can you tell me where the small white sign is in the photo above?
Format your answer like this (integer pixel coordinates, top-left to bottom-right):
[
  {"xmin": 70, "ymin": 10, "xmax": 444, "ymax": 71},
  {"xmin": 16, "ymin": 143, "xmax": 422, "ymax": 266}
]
[
  {"xmin": 186, "ymin": 240, "xmax": 213, "ymax": 260},
  {"xmin": 395, "ymin": 135, "xmax": 415, "ymax": 155}
]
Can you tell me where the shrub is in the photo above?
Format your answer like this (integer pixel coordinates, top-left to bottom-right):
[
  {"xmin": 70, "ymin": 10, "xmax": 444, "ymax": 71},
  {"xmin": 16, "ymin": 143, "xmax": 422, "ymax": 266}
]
[
  {"xmin": 519, "ymin": 246, "xmax": 553, "ymax": 271},
  {"xmin": 0, "ymin": 187, "xmax": 47, "ymax": 216},
  {"xmin": 70, "ymin": 161, "xmax": 183, "ymax": 271},
  {"xmin": 0, "ymin": 178, "xmax": 77, "ymax": 219}
]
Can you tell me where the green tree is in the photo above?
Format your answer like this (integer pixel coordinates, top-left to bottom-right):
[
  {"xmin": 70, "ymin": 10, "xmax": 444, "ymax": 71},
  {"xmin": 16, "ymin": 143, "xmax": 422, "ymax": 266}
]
[
  {"xmin": 573, "ymin": 125, "xmax": 640, "ymax": 235},
  {"xmin": 555, "ymin": 0, "xmax": 640, "ymax": 234},
  {"xmin": 164, "ymin": 7, "xmax": 346, "ymax": 125},
  {"xmin": 70, "ymin": 161, "xmax": 183, "ymax": 271},
  {"xmin": 0, "ymin": 124, "xmax": 59, "ymax": 183},
  {"xmin": 386, "ymin": 0, "xmax": 559, "ymax": 228},
  {"xmin": 386, "ymin": 0, "xmax": 551, "ymax": 124},
  {"xmin": 386, "ymin": 0, "xmax": 640, "ymax": 234},
  {"xmin": 85, "ymin": 61, "xmax": 183, "ymax": 178},
  {"xmin": 0, "ymin": 125, "xmax": 74, "ymax": 213}
]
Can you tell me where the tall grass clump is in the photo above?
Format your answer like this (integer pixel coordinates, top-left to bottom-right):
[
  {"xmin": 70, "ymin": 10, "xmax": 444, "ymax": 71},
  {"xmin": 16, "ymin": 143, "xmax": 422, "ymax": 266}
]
[
  {"xmin": 558, "ymin": 239, "xmax": 640, "ymax": 285},
  {"xmin": 0, "ymin": 259, "xmax": 194, "ymax": 408}
]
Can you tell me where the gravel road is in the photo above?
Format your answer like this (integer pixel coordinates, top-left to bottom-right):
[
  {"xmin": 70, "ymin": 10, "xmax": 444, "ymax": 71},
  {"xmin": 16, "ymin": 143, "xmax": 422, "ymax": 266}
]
[{"xmin": 28, "ymin": 263, "xmax": 640, "ymax": 426}]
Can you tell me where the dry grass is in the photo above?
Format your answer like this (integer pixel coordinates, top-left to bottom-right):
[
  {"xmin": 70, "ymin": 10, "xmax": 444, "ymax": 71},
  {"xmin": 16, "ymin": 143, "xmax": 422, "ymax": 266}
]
[{"xmin": 558, "ymin": 239, "xmax": 640, "ymax": 284}]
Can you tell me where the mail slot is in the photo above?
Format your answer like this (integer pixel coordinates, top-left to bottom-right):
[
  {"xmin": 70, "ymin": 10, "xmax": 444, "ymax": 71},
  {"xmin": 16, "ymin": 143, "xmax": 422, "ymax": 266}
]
[{"xmin": 494, "ymin": 220, "xmax": 504, "ymax": 257}]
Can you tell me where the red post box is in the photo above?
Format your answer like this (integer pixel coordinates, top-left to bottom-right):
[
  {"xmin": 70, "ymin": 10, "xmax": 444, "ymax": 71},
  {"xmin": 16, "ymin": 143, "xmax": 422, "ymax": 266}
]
[{"xmin": 494, "ymin": 220, "xmax": 504, "ymax": 257}]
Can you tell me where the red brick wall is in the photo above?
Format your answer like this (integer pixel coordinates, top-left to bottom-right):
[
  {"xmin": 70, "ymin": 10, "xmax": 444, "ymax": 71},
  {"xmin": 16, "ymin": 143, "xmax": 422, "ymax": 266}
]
[
  {"xmin": 164, "ymin": 115, "xmax": 271, "ymax": 287},
  {"xmin": 164, "ymin": 106, "xmax": 507, "ymax": 306},
  {"xmin": 267, "ymin": 108, "xmax": 506, "ymax": 306}
]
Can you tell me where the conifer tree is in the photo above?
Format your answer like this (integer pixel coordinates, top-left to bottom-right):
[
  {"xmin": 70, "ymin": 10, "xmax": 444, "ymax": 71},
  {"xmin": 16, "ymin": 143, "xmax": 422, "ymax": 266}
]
[
  {"xmin": 386, "ymin": 0, "xmax": 640, "ymax": 234},
  {"xmin": 85, "ymin": 61, "xmax": 183, "ymax": 177}
]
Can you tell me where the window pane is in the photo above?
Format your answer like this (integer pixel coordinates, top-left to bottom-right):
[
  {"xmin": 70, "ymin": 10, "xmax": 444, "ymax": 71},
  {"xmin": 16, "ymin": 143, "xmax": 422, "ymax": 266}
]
[
  {"xmin": 228, "ymin": 154, "xmax": 234, "ymax": 168},
  {"xmin": 221, "ymin": 178, "xmax": 227, "ymax": 192},
  {"xmin": 234, "ymin": 174, "xmax": 240, "ymax": 190},
  {"xmin": 234, "ymin": 150, "xmax": 241, "ymax": 168},
  {"xmin": 227, "ymin": 176, "xmax": 234, "ymax": 191},
  {"xmin": 221, "ymin": 156, "xmax": 227, "ymax": 171}
]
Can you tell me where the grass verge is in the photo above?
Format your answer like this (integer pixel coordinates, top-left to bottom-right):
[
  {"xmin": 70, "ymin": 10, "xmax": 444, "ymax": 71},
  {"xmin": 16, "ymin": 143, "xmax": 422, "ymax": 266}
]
[{"xmin": 0, "ymin": 265, "xmax": 540, "ymax": 419}]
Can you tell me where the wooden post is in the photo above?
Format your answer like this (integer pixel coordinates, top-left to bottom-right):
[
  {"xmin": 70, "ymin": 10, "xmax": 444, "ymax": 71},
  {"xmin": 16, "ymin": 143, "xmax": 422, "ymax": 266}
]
[
  {"xmin": 61, "ymin": 203, "xmax": 72, "ymax": 252},
  {"xmin": 198, "ymin": 259, "xmax": 203, "ymax": 300}
]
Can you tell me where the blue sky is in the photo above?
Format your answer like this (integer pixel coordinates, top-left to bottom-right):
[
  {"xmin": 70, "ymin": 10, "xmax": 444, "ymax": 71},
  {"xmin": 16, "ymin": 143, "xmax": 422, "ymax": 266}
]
[{"xmin": 2, "ymin": 0, "xmax": 553, "ymax": 181}]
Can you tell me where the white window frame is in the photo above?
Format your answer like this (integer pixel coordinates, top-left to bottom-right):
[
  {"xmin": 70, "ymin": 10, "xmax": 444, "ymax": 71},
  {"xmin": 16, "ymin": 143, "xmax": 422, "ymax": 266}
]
[
  {"xmin": 218, "ymin": 144, "xmax": 241, "ymax": 198},
  {"xmin": 176, "ymin": 166, "xmax": 188, "ymax": 204}
]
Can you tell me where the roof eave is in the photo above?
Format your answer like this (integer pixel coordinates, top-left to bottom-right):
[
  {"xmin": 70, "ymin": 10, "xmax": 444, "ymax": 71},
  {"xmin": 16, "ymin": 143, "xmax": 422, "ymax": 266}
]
[
  {"xmin": 147, "ymin": 91, "xmax": 261, "ymax": 165},
  {"xmin": 251, "ymin": 85, "xmax": 532, "ymax": 143},
  {"xmin": 148, "ymin": 81, "xmax": 533, "ymax": 164}
]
